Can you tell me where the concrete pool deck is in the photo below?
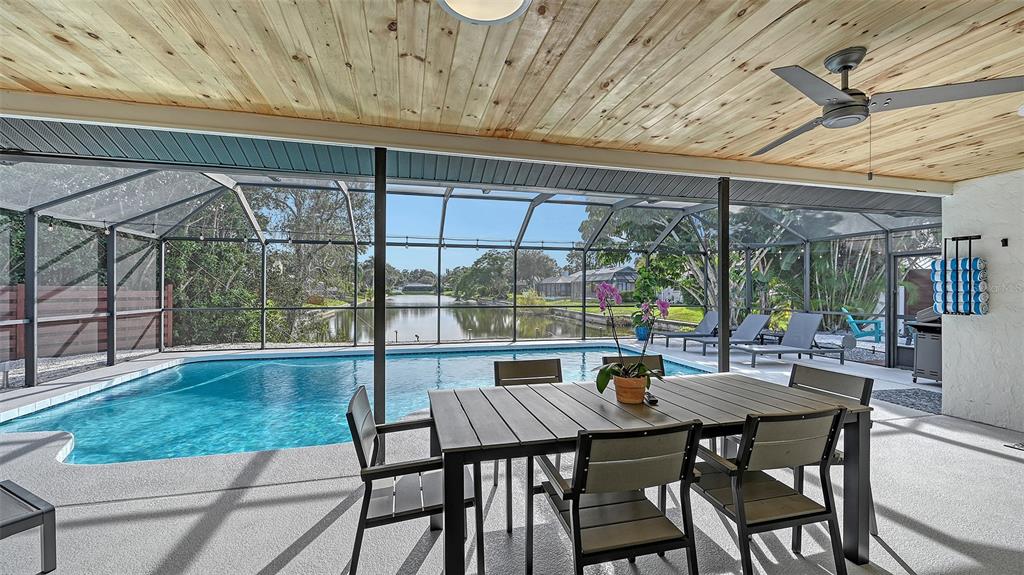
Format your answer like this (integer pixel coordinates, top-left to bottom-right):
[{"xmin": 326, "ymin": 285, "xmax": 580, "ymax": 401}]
[{"xmin": 6, "ymin": 341, "xmax": 1011, "ymax": 575}]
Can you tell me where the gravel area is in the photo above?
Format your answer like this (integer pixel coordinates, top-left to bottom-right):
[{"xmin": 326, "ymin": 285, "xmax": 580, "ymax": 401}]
[{"xmin": 872, "ymin": 388, "xmax": 943, "ymax": 414}]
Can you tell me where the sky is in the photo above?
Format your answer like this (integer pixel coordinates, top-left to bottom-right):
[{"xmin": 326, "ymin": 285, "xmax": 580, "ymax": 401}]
[{"xmin": 384, "ymin": 195, "xmax": 591, "ymax": 270}]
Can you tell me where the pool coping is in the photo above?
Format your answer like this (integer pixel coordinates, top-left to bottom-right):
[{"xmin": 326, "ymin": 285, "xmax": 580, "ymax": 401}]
[{"xmin": 0, "ymin": 339, "xmax": 702, "ymax": 424}]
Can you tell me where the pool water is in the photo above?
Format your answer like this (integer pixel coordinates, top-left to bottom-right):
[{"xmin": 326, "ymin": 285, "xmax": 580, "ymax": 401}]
[{"xmin": 0, "ymin": 347, "xmax": 703, "ymax": 464}]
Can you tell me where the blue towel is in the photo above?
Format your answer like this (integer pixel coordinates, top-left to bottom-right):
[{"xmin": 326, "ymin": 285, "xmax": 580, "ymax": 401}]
[
  {"xmin": 934, "ymin": 280, "xmax": 987, "ymax": 293},
  {"xmin": 936, "ymin": 301, "xmax": 988, "ymax": 315},
  {"xmin": 940, "ymin": 292, "xmax": 989, "ymax": 303},
  {"xmin": 959, "ymin": 257, "xmax": 986, "ymax": 271},
  {"xmin": 931, "ymin": 269, "xmax": 987, "ymax": 282}
]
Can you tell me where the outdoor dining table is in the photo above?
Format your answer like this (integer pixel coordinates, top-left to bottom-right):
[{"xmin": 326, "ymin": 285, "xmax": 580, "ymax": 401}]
[{"xmin": 427, "ymin": 372, "xmax": 873, "ymax": 574}]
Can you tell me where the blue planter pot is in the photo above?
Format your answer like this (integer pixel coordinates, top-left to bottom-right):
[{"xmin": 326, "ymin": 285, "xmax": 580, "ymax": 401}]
[{"xmin": 635, "ymin": 326, "xmax": 651, "ymax": 341}]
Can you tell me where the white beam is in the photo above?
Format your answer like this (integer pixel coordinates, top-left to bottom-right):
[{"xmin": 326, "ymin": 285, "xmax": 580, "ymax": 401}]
[{"xmin": 0, "ymin": 91, "xmax": 952, "ymax": 196}]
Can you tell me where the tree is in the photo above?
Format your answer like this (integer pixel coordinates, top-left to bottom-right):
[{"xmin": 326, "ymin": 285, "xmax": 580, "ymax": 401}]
[{"xmin": 515, "ymin": 250, "xmax": 559, "ymax": 290}]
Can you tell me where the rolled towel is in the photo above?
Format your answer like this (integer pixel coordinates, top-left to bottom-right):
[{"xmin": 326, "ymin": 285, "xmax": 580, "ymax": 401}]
[
  {"xmin": 933, "ymin": 269, "xmax": 988, "ymax": 282},
  {"xmin": 935, "ymin": 280, "xmax": 988, "ymax": 293},
  {"xmin": 930, "ymin": 259, "xmax": 946, "ymax": 272},
  {"xmin": 957, "ymin": 301, "xmax": 989, "ymax": 315},
  {"xmin": 937, "ymin": 290, "xmax": 987, "ymax": 304},
  {"xmin": 960, "ymin": 257, "xmax": 986, "ymax": 271},
  {"xmin": 934, "ymin": 292, "xmax": 987, "ymax": 304}
]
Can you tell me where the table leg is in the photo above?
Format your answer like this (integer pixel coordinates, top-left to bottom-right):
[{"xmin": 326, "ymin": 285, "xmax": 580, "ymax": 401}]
[
  {"xmin": 430, "ymin": 423, "xmax": 443, "ymax": 531},
  {"xmin": 843, "ymin": 411, "xmax": 871, "ymax": 564},
  {"xmin": 526, "ymin": 455, "xmax": 534, "ymax": 575},
  {"xmin": 443, "ymin": 452, "xmax": 466, "ymax": 574},
  {"xmin": 41, "ymin": 509, "xmax": 56, "ymax": 573}
]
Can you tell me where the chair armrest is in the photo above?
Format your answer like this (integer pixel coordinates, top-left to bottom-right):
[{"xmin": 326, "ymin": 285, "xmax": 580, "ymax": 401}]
[
  {"xmin": 360, "ymin": 456, "xmax": 443, "ymax": 481},
  {"xmin": 697, "ymin": 445, "xmax": 739, "ymax": 476},
  {"xmin": 376, "ymin": 417, "xmax": 433, "ymax": 434},
  {"xmin": 535, "ymin": 455, "xmax": 573, "ymax": 500}
]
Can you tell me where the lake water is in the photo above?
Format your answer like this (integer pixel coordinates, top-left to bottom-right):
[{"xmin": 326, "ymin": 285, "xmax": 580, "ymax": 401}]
[{"xmin": 325, "ymin": 294, "xmax": 613, "ymax": 343}]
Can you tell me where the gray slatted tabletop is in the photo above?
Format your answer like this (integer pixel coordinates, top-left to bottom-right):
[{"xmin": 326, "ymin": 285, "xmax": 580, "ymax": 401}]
[{"xmin": 428, "ymin": 373, "xmax": 873, "ymax": 574}]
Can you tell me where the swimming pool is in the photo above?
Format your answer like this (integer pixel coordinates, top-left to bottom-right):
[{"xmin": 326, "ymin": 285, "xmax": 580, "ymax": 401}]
[{"xmin": 0, "ymin": 347, "xmax": 703, "ymax": 464}]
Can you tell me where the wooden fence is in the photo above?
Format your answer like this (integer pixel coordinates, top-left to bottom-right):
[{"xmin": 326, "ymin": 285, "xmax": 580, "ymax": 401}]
[{"xmin": 0, "ymin": 284, "xmax": 173, "ymax": 362}]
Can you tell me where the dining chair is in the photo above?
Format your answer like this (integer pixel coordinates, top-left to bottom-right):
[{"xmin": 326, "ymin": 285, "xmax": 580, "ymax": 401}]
[
  {"xmin": 345, "ymin": 386, "xmax": 484, "ymax": 574},
  {"xmin": 535, "ymin": 421, "xmax": 704, "ymax": 575},
  {"xmin": 493, "ymin": 358, "xmax": 563, "ymax": 534},
  {"xmin": 601, "ymin": 353, "xmax": 665, "ymax": 376},
  {"xmin": 788, "ymin": 364, "xmax": 878, "ymax": 538},
  {"xmin": 692, "ymin": 407, "xmax": 849, "ymax": 575},
  {"xmin": 601, "ymin": 353, "xmax": 671, "ymax": 510}
]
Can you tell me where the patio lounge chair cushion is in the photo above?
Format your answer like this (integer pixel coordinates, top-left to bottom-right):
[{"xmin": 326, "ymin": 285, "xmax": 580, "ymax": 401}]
[
  {"xmin": 367, "ymin": 467, "xmax": 474, "ymax": 523},
  {"xmin": 545, "ymin": 489, "xmax": 684, "ymax": 555},
  {"xmin": 692, "ymin": 462, "xmax": 825, "ymax": 525}
]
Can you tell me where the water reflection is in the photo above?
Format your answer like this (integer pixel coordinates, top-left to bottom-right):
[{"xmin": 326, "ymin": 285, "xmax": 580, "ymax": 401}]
[{"xmin": 316, "ymin": 294, "xmax": 614, "ymax": 343}]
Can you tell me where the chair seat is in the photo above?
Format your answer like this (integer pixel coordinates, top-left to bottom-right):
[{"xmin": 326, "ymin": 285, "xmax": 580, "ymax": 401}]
[
  {"xmin": 543, "ymin": 486, "xmax": 685, "ymax": 555},
  {"xmin": 366, "ymin": 467, "xmax": 473, "ymax": 524},
  {"xmin": 692, "ymin": 462, "xmax": 825, "ymax": 525}
]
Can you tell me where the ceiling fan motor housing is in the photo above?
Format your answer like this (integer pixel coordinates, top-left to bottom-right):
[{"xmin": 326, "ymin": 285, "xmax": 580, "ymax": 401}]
[{"xmin": 821, "ymin": 89, "xmax": 869, "ymax": 128}]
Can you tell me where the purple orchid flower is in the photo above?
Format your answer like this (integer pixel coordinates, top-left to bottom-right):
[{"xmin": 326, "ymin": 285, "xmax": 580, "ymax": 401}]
[{"xmin": 656, "ymin": 298, "xmax": 670, "ymax": 319}]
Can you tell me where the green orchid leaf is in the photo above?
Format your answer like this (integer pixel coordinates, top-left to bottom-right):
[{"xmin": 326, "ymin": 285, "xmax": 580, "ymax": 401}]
[{"xmin": 596, "ymin": 368, "xmax": 611, "ymax": 394}]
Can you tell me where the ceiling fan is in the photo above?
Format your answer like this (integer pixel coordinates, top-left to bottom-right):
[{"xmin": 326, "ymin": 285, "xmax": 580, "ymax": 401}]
[{"xmin": 752, "ymin": 46, "xmax": 1024, "ymax": 156}]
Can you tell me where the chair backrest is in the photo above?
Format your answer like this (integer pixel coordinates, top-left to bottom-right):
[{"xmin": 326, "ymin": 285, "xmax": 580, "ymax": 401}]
[
  {"xmin": 780, "ymin": 312, "xmax": 823, "ymax": 348},
  {"xmin": 345, "ymin": 386, "xmax": 377, "ymax": 470},
  {"xmin": 733, "ymin": 314, "xmax": 770, "ymax": 340},
  {"xmin": 493, "ymin": 358, "xmax": 562, "ymax": 387},
  {"xmin": 841, "ymin": 307, "xmax": 861, "ymax": 332},
  {"xmin": 789, "ymin": 364, "xmax": 874, "ymax": 406},
  {"xmin": 571, "ymin": 421, "xmax": 702, "ymax": 495},
  {"xmin": 694, "ymin": 310, "xmax": 719, "ymax": 333},
  {"xmin": 601, "ymin": 354, "xmax": 665, "ymax": 375},
  {"xmin": 736, "ymin": 408, "xmax": 846, "ymax": 472}
]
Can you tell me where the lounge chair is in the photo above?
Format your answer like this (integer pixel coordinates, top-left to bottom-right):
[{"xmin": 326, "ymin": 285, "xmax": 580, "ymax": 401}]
[
  {"xmin": 731, "ymin": 312, "xmax": 845, "ymax": 367},
  {"xmin": 534, "ymin": 421, "xmax": 704, "ymax": 575},
  {"xmin": 679, "ymin": 313, "xmax": 770, "ymax": 356},
  {"xmin": 692, "ymin": 407, "xmax": 849, "ymax": 575},
  {"xmin": 842, "ymin": 307, "xmax": 882, "ymax": 342},
  {"xmin": 492, "ymin": 358, "xmax": 563, "ymax": 534},
  {"xmin": 653, "ymin": 310, "xmax": 719, "ymax": 349}
]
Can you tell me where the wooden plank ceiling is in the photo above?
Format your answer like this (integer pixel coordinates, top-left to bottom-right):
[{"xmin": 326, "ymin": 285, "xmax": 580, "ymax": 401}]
[{"xmin": 0, "ymin": 0, "xmax": 1021, "ymax": 182}]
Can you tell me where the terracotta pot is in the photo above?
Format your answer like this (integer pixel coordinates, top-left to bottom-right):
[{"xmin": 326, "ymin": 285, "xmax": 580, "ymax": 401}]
[{"xmin": 613, "ymin": 376, "xmax": 647, "ymax": 404}]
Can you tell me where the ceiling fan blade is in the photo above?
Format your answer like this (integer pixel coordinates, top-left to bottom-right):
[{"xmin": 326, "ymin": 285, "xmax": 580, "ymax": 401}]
[
  {"xmin": 870, "ymin": 75, "xmax": 1024, "ymax": 112},
  {"xmin": 773, "ymin": 66, "xmax": 854, "ymax": 105},
  {"xmin": 751, "ymin": 117, "xmax": 823, "ymax": 156}
]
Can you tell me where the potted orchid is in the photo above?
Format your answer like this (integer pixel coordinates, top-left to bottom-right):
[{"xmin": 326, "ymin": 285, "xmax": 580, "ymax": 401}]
[{"xmin": 593, "ymin": 282, "xmax": 670, "ymax": 404}]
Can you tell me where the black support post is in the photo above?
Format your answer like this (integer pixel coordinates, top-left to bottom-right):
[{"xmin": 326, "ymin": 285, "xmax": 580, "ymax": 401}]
[
  {"xmin": 883, "ymin": 230, "xmax": 895, "ymax": 367},
  {"xmin": 512, "ymin": 248, "xmax": 518, "ymax": 342},
  {"xmin": 581, "ymin": 252, "xmax": 588, "ymax": 340},
  {"xmin": 717, "ymin": 177, "xmax": 730, "ymax": 372},
  {"xmin": 23, "ymin": 212, "xmax": 38, "ymax": 387},
  {"xmin": 373, "ymin": 147, "xmax": 387, "ymax": 428},
  {"xmin": 803, "ymin": 241, "xmax": 811, "ymax": 311},
  {"xmin": 743, "ymin": 247, "xmax": 752, "ymax": 314},
  {"xmin": 158, "ymin": 240, "xmax": 166, "ymax": 352},
  {"xmin": 106, "ymin": 227, "xmax": 117, "ymax": 366},
  {"xmin": 260, "ymin": 242, "xmax": 267, "ymax": 349}
]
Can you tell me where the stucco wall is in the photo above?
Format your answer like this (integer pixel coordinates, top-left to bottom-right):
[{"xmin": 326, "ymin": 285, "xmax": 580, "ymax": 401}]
[{"xmin": 942, "ymin": 169, "xmax": 1024, "ymax": 431}]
